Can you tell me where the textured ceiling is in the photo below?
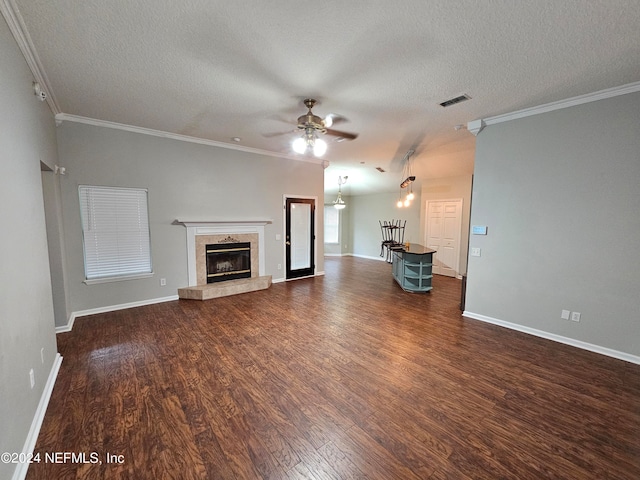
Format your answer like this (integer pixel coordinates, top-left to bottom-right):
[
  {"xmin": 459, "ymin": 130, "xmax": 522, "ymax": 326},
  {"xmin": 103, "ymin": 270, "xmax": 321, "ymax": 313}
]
[{"xmin": 8, "ymin": 0, "xmax": 640, "ymax": 195}]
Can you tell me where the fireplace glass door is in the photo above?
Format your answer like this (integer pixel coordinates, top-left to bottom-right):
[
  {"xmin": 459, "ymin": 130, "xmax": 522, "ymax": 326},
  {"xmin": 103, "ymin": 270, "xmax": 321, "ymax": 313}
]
[{"xmin": 206, "ymin": 242, "xmax": 251, "ymax": 283}]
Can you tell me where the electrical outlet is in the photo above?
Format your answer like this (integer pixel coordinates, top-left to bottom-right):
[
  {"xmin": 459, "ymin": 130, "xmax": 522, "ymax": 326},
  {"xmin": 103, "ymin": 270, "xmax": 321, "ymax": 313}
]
[
  {"xmin": 29, "ymin": 369, "xmax": 35, "ymax": 389},
  {"xmin": 160, "ymin": 278, "xmax": 166, "ymax": 286},
  {"xmin": 561, "ymin": 310, "xmax": 570, "ymax": 320},
  {"xmin": 471, "ymin": 247, "xmax": 481, "ymax": 257},
  {"xmin": 277, "ymin": 264, "xmax": 282, "ymax": 270},
  {"xmin": 570, "ymin": 312, "xmax": 581, "ymax": 322}
]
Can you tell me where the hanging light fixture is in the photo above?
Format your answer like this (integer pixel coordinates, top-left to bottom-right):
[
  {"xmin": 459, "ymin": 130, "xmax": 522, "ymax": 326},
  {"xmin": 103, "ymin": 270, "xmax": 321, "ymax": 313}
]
[
  {"xmin": 396, "ymin": 149, "xmax": 416, "ymax": 208},
  {"xmin": 292, "ymin": 127, "xmax": 327, "ymax": 157},
  {"xmin": 334, "ymin": 176, "xmax": 348, "ymax": 209}
]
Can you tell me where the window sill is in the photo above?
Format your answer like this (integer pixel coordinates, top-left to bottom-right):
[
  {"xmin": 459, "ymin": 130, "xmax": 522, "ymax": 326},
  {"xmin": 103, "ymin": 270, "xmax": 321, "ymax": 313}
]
[{"xmin": 83, "ymin": 272, "xmax": 154, "ymax": 285}]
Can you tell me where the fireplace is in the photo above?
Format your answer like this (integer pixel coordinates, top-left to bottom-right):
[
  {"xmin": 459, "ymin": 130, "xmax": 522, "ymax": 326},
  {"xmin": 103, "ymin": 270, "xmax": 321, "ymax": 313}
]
[
  {"xmin": 175, "ymin": 220, "xmax": 272, "ymax": 300},
  {"xmin": 206, "ymin": 242, "xmax": 251, "ymax": 283}
]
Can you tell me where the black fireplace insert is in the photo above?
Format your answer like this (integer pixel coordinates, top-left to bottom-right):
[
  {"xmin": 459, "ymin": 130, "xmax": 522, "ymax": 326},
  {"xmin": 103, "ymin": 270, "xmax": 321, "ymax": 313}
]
[{"xmin": 206, "ymin": 242, "xmax": 251, "ymax": 283}]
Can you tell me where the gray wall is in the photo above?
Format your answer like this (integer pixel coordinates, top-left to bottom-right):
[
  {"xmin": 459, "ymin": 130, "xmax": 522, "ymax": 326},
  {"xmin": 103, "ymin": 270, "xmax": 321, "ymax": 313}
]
[
  {"xmin": 349, "ymin": 191, "xmax": 422, "ymax": 259},
  {"xmin": 466, "ymin": 92, "xmax": 640, "ymax": 358},
  {"xmin": 324, "ymin": 195, "xmax": 352, "ymax": 255},
  {"xmin": 0, "ymin": 17, "xmax": 59, "ymax": 479},
  {"xmin": 42, "ymin": 169, "xmax": 71, "ymax": 327},
  {"xmin": 56, "ymin": 122, "xmax": 324, "ymax": 315}
]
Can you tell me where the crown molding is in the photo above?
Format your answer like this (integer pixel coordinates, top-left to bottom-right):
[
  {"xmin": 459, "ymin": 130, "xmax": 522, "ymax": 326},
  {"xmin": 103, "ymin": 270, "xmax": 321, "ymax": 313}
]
[
  {"xmin": 55, "ymin": 113, "xmax": 327, "ymax": 165},
  {"xmin": 1, "ymin": 0, "xmax": 61, "ymax": 114},
  {"xmin": 469, "ymin": 80, "xmax": 640, "ymax": 133}
]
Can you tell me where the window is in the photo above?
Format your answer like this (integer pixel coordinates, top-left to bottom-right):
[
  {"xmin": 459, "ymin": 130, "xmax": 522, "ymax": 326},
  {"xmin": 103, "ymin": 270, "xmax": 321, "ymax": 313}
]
[
  {"xmin": 324, "ymin": 206, "xmax": 340, "ymax": 244},
  {"xmin": 79, "ymin": 185, "xmax": 152, "ymax": 283}
]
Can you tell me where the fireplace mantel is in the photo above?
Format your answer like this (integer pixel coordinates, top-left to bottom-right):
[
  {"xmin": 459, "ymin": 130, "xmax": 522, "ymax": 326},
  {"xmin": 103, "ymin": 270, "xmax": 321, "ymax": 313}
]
[
  {"xmin": 174, "ymin": 219, "xmax": 272, "ymax": 287},
  {"xmin": 173, "ymin": 220, "xmax": 272, "ymax": 228}
]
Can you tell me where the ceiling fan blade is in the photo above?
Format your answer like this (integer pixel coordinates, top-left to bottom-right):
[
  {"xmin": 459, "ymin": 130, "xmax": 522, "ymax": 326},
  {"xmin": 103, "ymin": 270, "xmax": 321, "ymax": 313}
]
[
  {"xmin": 325, "ymin": 128, "xmax": 358, "ymax": 141},
  {"xmin": 267, "ymin": 114, "xmax": 296, "ymax": 125},
  {"xmin": 324, "ymin": 113, "xmax": 348, "ymax": 127},
  {"xmin": 262, "ymin": 129, "xmax": 296, "ymax": 138}
]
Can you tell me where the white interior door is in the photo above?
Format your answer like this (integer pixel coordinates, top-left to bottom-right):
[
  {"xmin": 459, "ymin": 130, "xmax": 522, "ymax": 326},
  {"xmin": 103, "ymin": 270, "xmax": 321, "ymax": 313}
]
[{"xmin": 425, "ymin": 199, "xmax": 462, "ymax": 277}]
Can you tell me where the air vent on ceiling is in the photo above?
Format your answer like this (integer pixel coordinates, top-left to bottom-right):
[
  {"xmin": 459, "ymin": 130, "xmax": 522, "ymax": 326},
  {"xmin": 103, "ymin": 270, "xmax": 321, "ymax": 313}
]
[
  {"xmin": 439, "ymin": 94, "xmax": 471, "ymax": 108},
  {"xmin": 376, "ymin": 167, "xmax": 386, "ymax": 173}
]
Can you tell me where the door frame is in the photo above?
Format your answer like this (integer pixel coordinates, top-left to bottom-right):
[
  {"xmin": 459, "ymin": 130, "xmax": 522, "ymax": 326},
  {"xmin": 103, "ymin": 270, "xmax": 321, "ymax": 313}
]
[
  {"xmin": 283, "ymin": 194, "xmax": 318, "ymax": 280},
  {"xmin": 424, "ymin": 198, "xmax": 463, "ymax": 278}
]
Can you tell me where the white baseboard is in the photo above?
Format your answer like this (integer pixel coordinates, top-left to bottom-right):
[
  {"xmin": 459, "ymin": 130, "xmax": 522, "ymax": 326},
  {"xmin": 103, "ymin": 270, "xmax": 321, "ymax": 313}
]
[
  {"xmin": 463, "ymin": 311, "xmax": 640, "ymax": 365},
  {"xmin": 56, "ymin": 295, "xmax": 179, "ymax": 333},
  {"xmin": 273, "ymin": 271, "xmax": 325, "ymax": 284},
  {"xmin": 12, "ymin": 353, "xmax": 63, "ymax": 480}
]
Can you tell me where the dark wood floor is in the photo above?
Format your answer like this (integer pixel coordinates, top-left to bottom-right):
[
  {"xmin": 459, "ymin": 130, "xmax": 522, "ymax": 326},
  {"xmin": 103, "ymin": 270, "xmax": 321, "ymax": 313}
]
[{"xmin": 27, "ymin": 256, "xmax": 639, "ymax": 479}]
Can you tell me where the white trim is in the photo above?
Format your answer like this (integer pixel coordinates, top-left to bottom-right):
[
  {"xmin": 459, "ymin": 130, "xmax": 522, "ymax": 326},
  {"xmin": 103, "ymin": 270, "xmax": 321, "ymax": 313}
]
[
  {"xmin": 349, "ymin": 253, "xmax": 387, "ymax": 262},
  {"xmin": 174, "ymin": 220, "xmax": 272, "ymax": 228},
  {"xmin": 174, "ymin": 220, "xmax": 271, "ymax": 287},
  {"xmin": 463, "ymin": 311, "xmax": 640, "ymax": 365},
  {"xmin": 56, "ymin": 295, "xmax": 179, "ymax": 333},
  {"xmin": 55, "ymin": 113, "xmax": 326, "ymax": 165},
  {"xmin": 469, "ymin": 80, "xmax": 640, "ymax": 130},
  {"xmin": 12, "ymin": 353, "xmax": 63, "ymax": 480},
  {"xmin": 83, "ymin": 272, "xmax": 154, "ymax": 285},
  {"xmin": 0, "ymin": 0, "xmax": 61, "ymax": 115}
]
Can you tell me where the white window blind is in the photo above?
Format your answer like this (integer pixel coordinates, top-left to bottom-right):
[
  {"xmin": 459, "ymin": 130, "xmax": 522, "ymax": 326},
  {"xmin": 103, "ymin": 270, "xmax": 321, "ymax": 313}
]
[
  {"xmin": 79, "ymin": 185, "xmax": 152, "ymax": 281},
  {"xmin": 324, "ymin": 206, "xmax": 339, "ymax": 244}
]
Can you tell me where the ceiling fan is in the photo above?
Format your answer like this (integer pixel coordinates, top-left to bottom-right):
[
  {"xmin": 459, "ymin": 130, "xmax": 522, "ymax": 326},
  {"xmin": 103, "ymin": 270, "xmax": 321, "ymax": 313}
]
[
  {"xmin": 268, "ymin": 98, "xmax": 358, "ymax": 157},
  {"xmin": 295, "ymin": 98, "xmax": 358, "ymax": 141}
]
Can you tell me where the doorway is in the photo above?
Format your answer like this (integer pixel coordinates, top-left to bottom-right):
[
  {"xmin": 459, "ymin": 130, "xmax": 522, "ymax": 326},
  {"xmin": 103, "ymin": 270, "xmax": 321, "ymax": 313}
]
[
  {"xmin": 285, "ymin": 196, "xmax": 316, "ymax": 279},
  {"xmin": 425, "ymin": 199, "xmax": 463, "ymax": 278}
]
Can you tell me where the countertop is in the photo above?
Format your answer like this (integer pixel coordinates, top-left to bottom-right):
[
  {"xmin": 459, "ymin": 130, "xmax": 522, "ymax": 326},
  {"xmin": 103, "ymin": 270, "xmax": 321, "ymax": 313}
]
[{"xmin": 392, "ymin": 243, "xmax": 437, "ymax": 255}]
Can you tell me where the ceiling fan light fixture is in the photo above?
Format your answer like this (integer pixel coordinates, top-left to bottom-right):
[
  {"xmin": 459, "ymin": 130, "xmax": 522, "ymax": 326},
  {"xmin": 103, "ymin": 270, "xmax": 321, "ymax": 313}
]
[
  {"xmin": 313, "ymin": 138, "xmax": 327, "ymax": 157},
  {"xmin": 292, "ymin": 136, "xmax": 307, "ymax": 154}
]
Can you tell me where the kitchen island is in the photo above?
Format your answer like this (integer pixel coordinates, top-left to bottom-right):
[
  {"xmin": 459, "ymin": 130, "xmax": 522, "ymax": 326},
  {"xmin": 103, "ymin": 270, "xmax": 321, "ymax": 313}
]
[{"xmin": 391, "ymin": 244, "xmax": 437, "ymax": 293}]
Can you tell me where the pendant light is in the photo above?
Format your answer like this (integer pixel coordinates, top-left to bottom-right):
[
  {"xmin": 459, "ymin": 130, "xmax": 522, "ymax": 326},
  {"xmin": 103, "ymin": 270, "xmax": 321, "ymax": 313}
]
[
  {"xmin": 396, "ymin": 149, "xmax": 416, "ymax": 208},
  {"xmin": 334, "ymin": 176, "xmax": 348, "ymax": 209}
]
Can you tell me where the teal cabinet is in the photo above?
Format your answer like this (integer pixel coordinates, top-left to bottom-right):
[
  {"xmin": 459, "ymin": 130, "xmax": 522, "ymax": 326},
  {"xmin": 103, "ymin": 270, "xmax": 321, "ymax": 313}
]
[{"xmin": 391, "ymin": 245, "xmax": 436, "ymax": 293}]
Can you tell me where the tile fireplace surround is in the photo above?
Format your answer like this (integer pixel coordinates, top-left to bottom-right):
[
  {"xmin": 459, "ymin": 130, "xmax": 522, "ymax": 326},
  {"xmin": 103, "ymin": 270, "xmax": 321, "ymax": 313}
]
[{"xmin": 174, "ymin": 220, "xmax": 272, "ymax": 300}]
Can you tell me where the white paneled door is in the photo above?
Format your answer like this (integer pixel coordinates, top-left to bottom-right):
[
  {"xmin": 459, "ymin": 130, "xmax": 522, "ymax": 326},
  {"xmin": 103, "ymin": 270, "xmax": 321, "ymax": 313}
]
[{"xmin": 425, "ymin": 199, "xmax": 462, "ymax": 277}]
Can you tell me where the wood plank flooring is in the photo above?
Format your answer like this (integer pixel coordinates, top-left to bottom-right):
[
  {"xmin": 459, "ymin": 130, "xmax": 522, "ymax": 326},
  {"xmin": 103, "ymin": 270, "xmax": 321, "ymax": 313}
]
[{"xmin": 27, "ymin": 256, "xmax": 640, "ymax": 479}]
